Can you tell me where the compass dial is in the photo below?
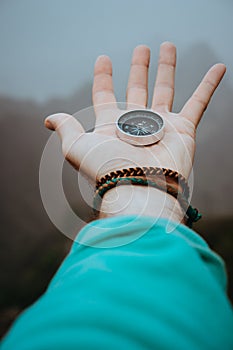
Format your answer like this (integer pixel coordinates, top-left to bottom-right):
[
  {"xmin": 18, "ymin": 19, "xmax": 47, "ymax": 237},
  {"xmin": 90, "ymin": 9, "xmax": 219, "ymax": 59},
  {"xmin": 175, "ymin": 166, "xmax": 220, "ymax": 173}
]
[{"xmin": 116, "ymin": 110, "xmax": 164, "ymax": 146}]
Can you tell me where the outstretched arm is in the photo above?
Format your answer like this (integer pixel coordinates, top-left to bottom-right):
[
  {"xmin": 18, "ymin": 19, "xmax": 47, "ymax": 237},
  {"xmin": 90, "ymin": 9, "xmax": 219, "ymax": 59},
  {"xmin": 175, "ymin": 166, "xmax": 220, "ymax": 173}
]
[
  {"xmin": 1, "ymin": 43, "xmax": 232, "ymax": 350},
  {"xmin": 45, "ymin": 43, "xmax": 225, "ymax": 222}
]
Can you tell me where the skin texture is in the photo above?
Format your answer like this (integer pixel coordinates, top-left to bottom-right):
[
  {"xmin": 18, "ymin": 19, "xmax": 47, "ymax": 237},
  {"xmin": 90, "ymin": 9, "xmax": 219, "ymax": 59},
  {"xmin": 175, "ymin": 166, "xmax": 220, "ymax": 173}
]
[{"xmin": 44, "ymin": 42, "xmax": 226, "ymax": 222}]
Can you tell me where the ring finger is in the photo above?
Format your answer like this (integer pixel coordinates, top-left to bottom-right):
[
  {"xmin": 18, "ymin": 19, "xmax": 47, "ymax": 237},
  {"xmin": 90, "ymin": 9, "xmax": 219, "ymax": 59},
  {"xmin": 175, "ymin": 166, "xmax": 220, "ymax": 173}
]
[{"xmin": 152, "ymin": 42, "xmax": 176, "ymax": 112}]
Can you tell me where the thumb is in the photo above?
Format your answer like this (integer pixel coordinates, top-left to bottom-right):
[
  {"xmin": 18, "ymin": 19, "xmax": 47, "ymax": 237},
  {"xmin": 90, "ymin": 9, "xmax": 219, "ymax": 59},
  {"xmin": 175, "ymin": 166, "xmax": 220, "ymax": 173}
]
[
  {"xmin": 44, "ymin": 113, "xmax": 85, "ymax": 142},
  {"xmin": 45, "ymin": 112, "xmax": 84, "ymax": 134},
  {"xmin": 44, "ymin": 113, "xmax": 85, "ymax": 153}
]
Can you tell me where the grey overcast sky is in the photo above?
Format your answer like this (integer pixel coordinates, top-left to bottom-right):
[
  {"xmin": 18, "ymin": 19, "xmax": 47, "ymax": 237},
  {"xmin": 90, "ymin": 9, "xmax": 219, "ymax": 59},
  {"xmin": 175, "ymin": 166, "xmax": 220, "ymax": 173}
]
[{"xmin": 0, "ymin": 0, "xmax": 232, "ymax": 103}]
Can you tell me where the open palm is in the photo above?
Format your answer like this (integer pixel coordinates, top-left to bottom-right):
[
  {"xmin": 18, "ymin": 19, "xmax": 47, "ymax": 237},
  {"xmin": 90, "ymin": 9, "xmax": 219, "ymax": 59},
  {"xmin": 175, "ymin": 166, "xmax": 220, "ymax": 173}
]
[{"xmin": 45, "ymin": 42, "xmax": 225, "ymax": 183}]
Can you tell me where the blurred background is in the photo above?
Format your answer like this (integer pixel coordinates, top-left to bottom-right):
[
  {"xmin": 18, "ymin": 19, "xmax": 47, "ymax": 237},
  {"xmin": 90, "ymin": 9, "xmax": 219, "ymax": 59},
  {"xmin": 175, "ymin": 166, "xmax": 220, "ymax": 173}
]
[{"xmin": 1, "ymin": 0, "xmax": 233, "ymax": 338}]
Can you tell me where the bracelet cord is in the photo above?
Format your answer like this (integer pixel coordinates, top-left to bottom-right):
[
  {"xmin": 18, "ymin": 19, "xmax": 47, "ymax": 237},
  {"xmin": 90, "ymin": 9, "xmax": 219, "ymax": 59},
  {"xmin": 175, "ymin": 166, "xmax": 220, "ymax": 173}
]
[
  {"xmin": 96, "ymin": 167, "xmax": 190, "ymax": 199},
  {"xmin": 94, "ymin": 172, "xmax": 202, "ymax": 228}
]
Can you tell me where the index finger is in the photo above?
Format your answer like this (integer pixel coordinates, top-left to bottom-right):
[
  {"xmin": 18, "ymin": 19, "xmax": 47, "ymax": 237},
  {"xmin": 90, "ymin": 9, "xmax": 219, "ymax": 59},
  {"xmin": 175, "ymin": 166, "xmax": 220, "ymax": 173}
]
[{"xmin": 180, "ymin": 63, "xmax": 226, "ymax": 127}]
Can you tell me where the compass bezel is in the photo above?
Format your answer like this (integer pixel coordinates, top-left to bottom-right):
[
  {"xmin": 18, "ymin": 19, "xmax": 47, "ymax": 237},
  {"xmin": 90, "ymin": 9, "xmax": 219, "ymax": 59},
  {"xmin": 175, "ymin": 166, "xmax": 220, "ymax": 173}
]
[{"xmin": 116, "ymin": 109, "xmax": 165, "ymax": 146}]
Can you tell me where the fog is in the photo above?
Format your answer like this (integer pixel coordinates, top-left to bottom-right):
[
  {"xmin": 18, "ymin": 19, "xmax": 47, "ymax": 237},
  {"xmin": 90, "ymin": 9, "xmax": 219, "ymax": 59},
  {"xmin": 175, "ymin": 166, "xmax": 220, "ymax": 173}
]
[{"xmin": 0, "ymin": 0, "xmax": 233, "ymax": 338}]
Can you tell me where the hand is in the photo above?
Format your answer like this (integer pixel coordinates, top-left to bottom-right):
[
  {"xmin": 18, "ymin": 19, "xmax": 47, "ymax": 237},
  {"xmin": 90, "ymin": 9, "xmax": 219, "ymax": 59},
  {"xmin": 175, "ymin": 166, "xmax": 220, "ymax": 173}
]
[{"xmin": 45, "ymin": 42, "xmax": 225, "ymax": 184}]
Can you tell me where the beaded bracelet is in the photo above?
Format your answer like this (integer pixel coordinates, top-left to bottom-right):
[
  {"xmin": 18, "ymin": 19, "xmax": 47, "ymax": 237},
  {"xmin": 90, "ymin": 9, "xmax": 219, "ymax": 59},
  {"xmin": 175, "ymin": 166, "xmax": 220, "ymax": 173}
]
[{"xmin": 94, "ymin": 170, "xmax": 202, "ymax": 228}]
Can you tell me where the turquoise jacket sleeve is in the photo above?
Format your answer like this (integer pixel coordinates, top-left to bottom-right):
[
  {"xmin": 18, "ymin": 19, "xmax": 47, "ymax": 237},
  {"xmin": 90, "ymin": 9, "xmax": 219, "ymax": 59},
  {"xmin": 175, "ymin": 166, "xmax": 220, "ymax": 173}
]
[{"xmin": 1, "ymin": 216, "xmax": 233, "ymax": 349}]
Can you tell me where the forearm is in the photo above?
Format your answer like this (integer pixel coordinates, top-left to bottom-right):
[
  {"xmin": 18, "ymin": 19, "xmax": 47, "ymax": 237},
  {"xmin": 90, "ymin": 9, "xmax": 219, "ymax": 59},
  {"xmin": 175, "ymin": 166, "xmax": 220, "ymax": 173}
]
[
  {"xmin": 2, "ymin": 215, "xmax": 232, "ymax": 349},
  {"xmin": 99, "ymin": 185, "xmax": 185, "ymax": 224}
]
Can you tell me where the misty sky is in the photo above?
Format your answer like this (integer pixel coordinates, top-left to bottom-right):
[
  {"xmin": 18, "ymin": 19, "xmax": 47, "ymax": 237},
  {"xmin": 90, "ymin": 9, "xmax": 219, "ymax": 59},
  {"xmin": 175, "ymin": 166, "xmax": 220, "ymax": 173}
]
[{"xmin": 0, "ymin": 0, "xmax": 233, "ymax": 103}]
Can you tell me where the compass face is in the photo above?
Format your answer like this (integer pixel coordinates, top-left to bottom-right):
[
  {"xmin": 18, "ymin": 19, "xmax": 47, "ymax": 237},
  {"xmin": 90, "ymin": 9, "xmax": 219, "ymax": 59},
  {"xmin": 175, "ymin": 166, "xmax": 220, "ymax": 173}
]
[{"xmin": 116, "ymin": 110, "xmax": 164, "ymax": 145}]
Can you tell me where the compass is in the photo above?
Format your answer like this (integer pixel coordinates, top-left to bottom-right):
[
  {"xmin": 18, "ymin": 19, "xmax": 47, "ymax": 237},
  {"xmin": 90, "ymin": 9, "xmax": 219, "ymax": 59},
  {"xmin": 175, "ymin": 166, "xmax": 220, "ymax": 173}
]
[{"xmin": 116, "ymin": 109, "xmax": 165, "ymax": 146}]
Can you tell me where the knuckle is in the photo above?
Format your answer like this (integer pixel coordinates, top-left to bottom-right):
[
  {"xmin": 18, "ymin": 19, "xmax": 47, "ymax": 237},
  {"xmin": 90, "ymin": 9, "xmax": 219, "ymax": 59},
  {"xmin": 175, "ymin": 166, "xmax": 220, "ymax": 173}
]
[
  {"xmin": 158, "ymin": 60, "xmax": 176, "ymax": 68},
  {"xmin": 192, "ymin": 94, "xmax": 207, "ymax": 107},
  {"xmin": 203, "ymin": 79, "xmax": 216, "ymax": 90},
  {"xmin": 127, "ymin": 84, "xmax": 147, "ymax": 92},
  {"xmin": 131, "ymin": 61, "xmax": 150, "ymax": 68},
  {"xmin": 156, "ymin": 83, "xmax": 174, "ymax": 91},
  {"xmin": 94, "ymin": 71, "xmax": 112, "ymax": 78},
  {"xmin": 62, "ymin": 142, "xmax": 70, "ymax": 157}
]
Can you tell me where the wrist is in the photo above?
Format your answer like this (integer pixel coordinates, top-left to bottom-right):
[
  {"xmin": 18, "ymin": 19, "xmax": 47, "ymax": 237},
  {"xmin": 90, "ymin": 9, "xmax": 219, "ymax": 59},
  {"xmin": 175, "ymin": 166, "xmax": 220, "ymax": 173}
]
[{"xmin": 98, "ymin": 185, "xmax": 185, "ymax": 224}]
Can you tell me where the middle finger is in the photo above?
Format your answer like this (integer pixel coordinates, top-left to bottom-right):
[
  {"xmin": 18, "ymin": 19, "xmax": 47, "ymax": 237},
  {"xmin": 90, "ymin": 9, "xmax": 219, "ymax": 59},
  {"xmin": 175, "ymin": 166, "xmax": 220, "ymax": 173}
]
[{"xmin": 126, "ymin": 45, "xmax": 150, "ymax": 109}]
